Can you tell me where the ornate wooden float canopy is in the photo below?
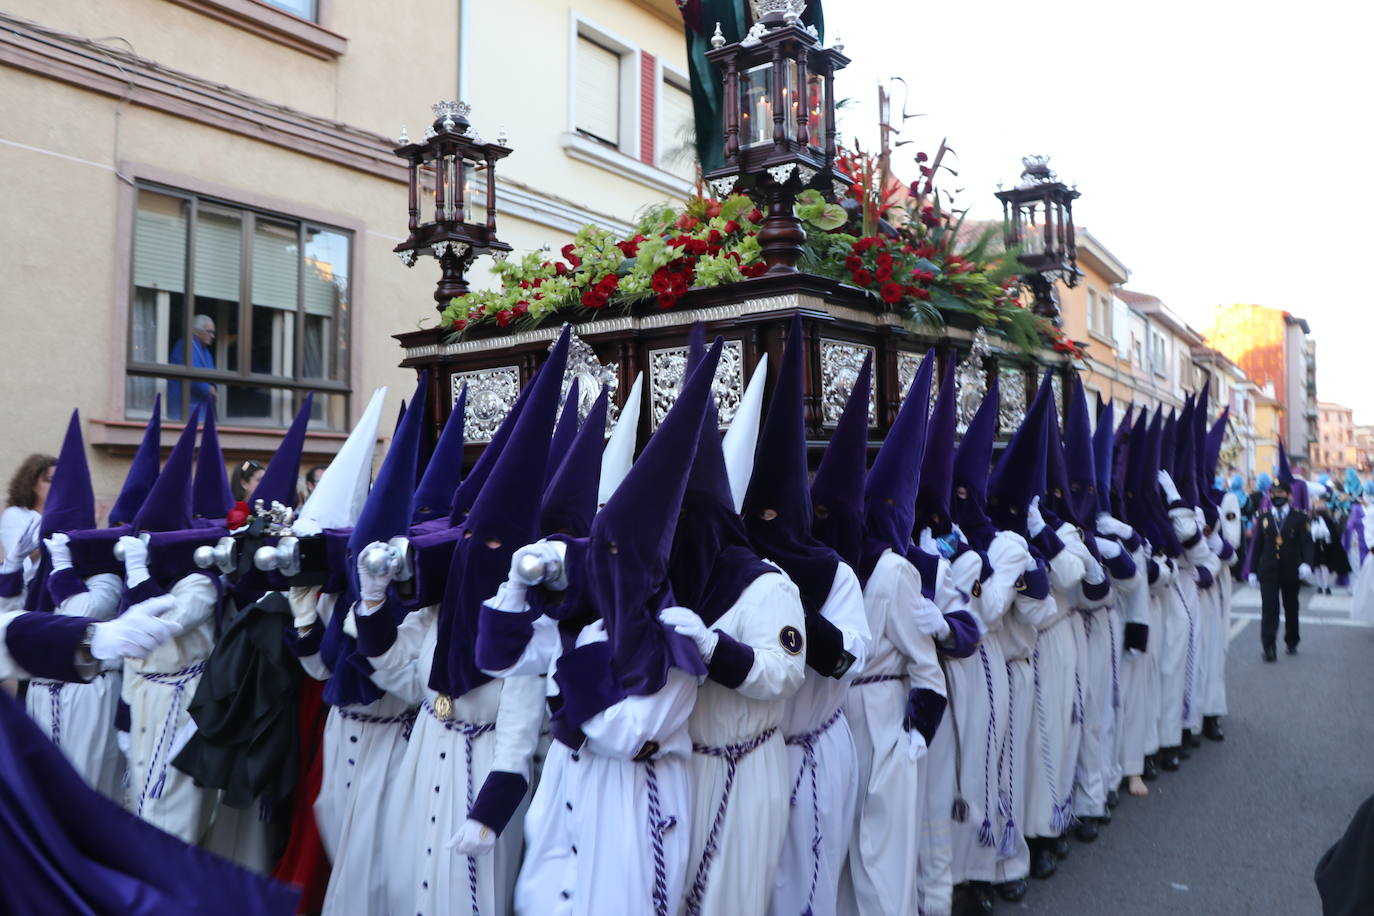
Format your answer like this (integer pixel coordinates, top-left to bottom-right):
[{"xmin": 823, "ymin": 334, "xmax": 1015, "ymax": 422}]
[{"xmin": 396, "ymin": 273, "xmax": 1071, "ymax": 462}]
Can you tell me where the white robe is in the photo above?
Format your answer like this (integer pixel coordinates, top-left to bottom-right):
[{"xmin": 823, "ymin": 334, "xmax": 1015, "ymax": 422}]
[
  {"xmin": 683, "ymin": 570, "xmax": 806, "ymax": 916},
  {"xmin": 1154, "ymin": 556, "xmax": 1191, "ymax": 750},
  {"xmin": 945, "ymin": 533, "xmax": 1026, "ymax": 886},
  {"xmin": 1112, "ymin": 544, "xmax": 1153, "ymax": 780},
  {"xmin": 25, "ymin": 571, "xmax": 124, "ymax": 799},
  {"xmin": 367, "ymin": 603, "xmax": 545, "ymax": 916},
  {"xmin": 122, "ymin": 573, "xmax": 219, "ymax": 844},
  {"xmin": 1199, "ymin": 531, "xmax": 1234, "ymax": 719},
  {"xmin": 769, "ymin": 562, "xmax": 869, "ymax": 916},
  {"xmin": 838, "ymin": 550, "xmax": 944, "ymax": 916}
]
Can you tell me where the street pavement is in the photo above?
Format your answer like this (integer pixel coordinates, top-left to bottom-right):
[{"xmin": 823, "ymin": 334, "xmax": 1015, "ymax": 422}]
[{"xmin": 1014, "ymin": 582, "xmax": 1374, "ymax": 915}]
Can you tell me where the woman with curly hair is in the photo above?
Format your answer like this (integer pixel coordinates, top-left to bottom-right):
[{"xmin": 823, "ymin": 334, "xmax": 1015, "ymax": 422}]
[{"xmin": 2, "ymin": 453, "xmax": 57, "ymax": 601}]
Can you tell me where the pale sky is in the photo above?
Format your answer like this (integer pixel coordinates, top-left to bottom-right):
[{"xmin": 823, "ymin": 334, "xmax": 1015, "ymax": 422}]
[{"xmin": 828, "ymin": 0, "xmax": 1374, "ymax": 423}]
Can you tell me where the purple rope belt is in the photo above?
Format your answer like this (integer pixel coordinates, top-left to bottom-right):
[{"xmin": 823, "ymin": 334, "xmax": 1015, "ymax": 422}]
[
  {"xmin": 1178, "ymin": 584, "xmax": 1197, "ymax": 724},
  {"xmin": 785, "ymin": 706, "xmax": 845, "ymax": 911},
  {"xmin": 422, "ymin": 698, "xmax": 494, "ymax": 916},
  {"xmin": 998, "ymin": 661, "xmax": 1018, "ymax": 858},
  {"xmin": 134, "ymin": 661, "xmax": 206, "ymax": 815},
  {"xmin": 977, "ymin": 647, "xmax": 998, "ymax": 848},
  {"xmin": 338, "ymin": 705, "xmax": 418, "ymax": 741},
  {"xmin": 1108, "ymin": 616, "xmax": 1120, "ymax": 712},
  {"xmin": 31, "ymin": 678, "xmax": 64, "ymax": 747},
  {"xmin": 850, "ymin": 673, "xmax": 904, "ymax": 687},
  {"xmin": 643, "ymin": 756, "xmax": 676, "ymax": 916},
  {"xmin": 1030, "ymin": 635, "xmax": 1069, "ymax": 836},
  {"xmin": 686, "ymin": 726, "xmax": 778, "ymax": 915}
]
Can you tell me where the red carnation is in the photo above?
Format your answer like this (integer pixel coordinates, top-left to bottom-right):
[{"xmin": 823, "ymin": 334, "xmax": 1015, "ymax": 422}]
[
  {"xmin": 877, "ymin": 252, "xmax": 894, "ymax": 268},
  {"xmin": 912, "ymin": 288, "xmax": 932, "ymax": 300},
  {"xmin": 651, "ymin": 271, "xmax": 672, "ymax": 294},
  {"xmin": 844, "ymin": 254, "xmax": 863, "ymax": 271},
  {"xmin": 705, "ymin": 199, "xmax": 723, "ymax": 218},
  {"xmin": 560, "ymin": 244, "xmax": 582, "ymax": 267},
  {"xmin": 496, "ymin": 309, "xmax": 514, "ymax": 327},
  {"xmin": 226, "ymin": 501, "xmax": 251, "ymax": 530},
  {"xmin": 513, "ymin": 300, "xmax": 529, "ymax": 317},
  {"xmin": 685, "ymin": 238, "xmax": 709, "ymax": 256},
  {"xmin": 658, "ymin": 292, "xmax": 679, "ymax": 310},
  {"xmin": 880, "ymin": 282, "xmax": 904, "ymax": 304},
  {"xmin": 876, "ymin": 265, "xmax": 893, "ymax": 283},
  {"xmin": 747, "ymin": 208, "xmax": 763, "ymax": 223},
  {"xmin": 676, "ymin": 213, "xmax": 700, "ymax": 230},
  {"xmin": 554, "ymin": 261, "xmax": 569, "ymax": 277},
  {"xmin": 916, "ymin": 151, "xmax": 929, "ymax": 163},
  {"xmin": 852, "ymin": 268, "xmax": 873, "ymax": 287},
  {"xmin": 724, "ymin": 220, "xmax": 741, "ymax": 235}
]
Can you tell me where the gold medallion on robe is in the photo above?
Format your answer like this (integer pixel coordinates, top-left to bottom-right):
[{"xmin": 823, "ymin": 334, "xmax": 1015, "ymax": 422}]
[
  {"xmin": 433, "ymin": 693, "xmax": 453, "ymax": 721},
  {"xmin": 972, "ymin": 580, "xmax": 982, "ymax": 599},
  {"xmin": 1275, "ymin": 535, "xmax": 1284, "ymax": 547},
  {"xmin": 779, "ymin": 625, "xmax": 804, "ymax": 655}
]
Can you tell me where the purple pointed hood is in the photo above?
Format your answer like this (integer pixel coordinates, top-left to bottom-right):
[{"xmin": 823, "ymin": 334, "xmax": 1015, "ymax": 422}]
[
  {"xmin": 810, "ymin": 353, "xmax": 871, "ymax": 570},
  {"xmin": 1123, "ymin": 408, "xmax": 1162, "ymax": 547},
  {"xmin": 1173, "ymin": 396, "xmax": 1199, "ymax": 506},
  {"xmin": 411, "ymin": 383, "xmax": 467, "ymax": 524},
  {"xmin": 670, "ymin": 329, "xmax": 775, "ymax": 625},
  {"xmin": 1143, "ymin": 407, "xmax": 1183, "ymax": 555},
  {"xmin": 988, "ymin": 372, "xmax": 1051, "ymax": 538},
  {"xmin": 742, "ymin": 317, "xmax": 840, "ymax": 614},
  {"xmin": 916, "ymin": 356, "xmax": 956, "ymax": 536},
  {"xmin": 43, "ymin": 411, "xmax": 96, "ymax": 537},
  {"xmin": 540, "ymin": 384, "xmax": 608, "ymax": 538},
  {"xmin": 860, "ymin": 350, "xmax": 934, "ymax": 580},
  {"xmin": 1042, "ymin": 378, "xmax": 1077, "ymax": 528},
  {"xmin": 193, "ymin": 397, "xmax": 234, "ymax": 522},
  {"xmin": 951, "ymin": 378, "xmax": 1000, "ymax": 551},
  {"xmin": 1158, "ymin": 409, "xmax": 1177, "ymax": 478},
  {"xmin": 428, "ymin": 325, "xmax": 571, "ymax": 699},
  {"xmin": 543, "ymin": 379, "xmax": 581, "ymax": 492},
  {"xmin": 248, "ymin": 395, "xmax": 313, "ymax": 510},
  {"xmin": 108, "ymin": 395, "xmax": 162, "ymax": 528},
  {"xmin": 1092, "ymin": 398, "xmax": 1115, "ymax": 517},
  {"xmin": 133, "ymin": 407, "xmax": 200, "ymax": 534},
  {"xmin": 1277, "ymin": 440, "xmax": 1294, "ymax": 490},
  {"xmin": 1064, "ymin": 375, "xmax": 1099, "ymax": 526},
  {"xmin": 1110, "ymin": 403, "xmax": 1133, "ymax": 519},
  {"xmin": 1205, "ymin": 407, "xmax": 1230, "ymax": 487},
  {"xmin": 576, "ymin": 340, "xmax": 722, "ymax": 705}
]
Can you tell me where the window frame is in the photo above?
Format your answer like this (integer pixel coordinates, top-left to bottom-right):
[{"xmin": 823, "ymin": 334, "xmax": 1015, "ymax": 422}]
[
  {"xmin": 118, "ymin": 166, "xmax": 361, "ymax": 430},
  {"xmin": 569, "ymin": 15, "xmax": 640, "ymax": 159},
  {"xmin": 657, "ymin": 61, "xmax": 697, "ymax": 182}
]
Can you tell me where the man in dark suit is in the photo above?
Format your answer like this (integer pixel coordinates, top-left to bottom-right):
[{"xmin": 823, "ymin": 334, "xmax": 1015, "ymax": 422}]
[{"xmin": 1247, "ymin": 479, "xmax": 1314, "ymax": 661}]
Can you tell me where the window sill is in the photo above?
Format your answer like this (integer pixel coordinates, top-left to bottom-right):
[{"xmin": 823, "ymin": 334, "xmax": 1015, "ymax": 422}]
[
  {"xmin": 1088, "ymin": 330, "xmax": 1116, "ymax": 350},
  {"xmin": 88, "ymin": 417, "xmax": 363, "ymax": 459},
  {"xmin": 561, "ymin": 132, "xmax": 694, "ymax": 201},
  {"xmin": 163, "ymin": 0, "xmax": 347, "ymax": 60}
]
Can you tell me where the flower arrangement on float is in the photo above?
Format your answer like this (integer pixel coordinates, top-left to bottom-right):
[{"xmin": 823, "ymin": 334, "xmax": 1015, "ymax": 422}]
[{"xmin": 438, "ymin": 141, "xmax": 1086, "ymax": 358}]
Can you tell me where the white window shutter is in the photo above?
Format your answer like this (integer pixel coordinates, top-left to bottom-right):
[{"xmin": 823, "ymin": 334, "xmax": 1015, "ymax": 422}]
[{"xmin": 576, "ymin": 37, "xmax": 621, "ymax": 145}]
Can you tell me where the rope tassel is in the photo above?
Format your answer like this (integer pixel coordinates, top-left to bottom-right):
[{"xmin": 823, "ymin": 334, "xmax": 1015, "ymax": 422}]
[
  {"xmin": 952, "ymin": 797, "xmax": 969, "ymax": 823},
  {"xmin": 999, "ymin": 819, "xmax": 1017, "ymax": 858},
  {"xmin": 978, "ymin": 817, "xmax": 996, "ymax": 848}
]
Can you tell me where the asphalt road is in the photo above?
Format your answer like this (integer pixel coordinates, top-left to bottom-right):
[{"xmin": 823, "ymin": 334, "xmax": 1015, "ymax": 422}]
[{"xmin": 1013, "ymin": 583, "xmax": 1374, "ymax": 915}]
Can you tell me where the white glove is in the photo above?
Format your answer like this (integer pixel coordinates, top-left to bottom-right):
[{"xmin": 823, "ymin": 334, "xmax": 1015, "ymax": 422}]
[
  {"xmin": 447, "ymin": 818, "xmax": 497, "ymax": 857},
  {"xmin": 2, "ymin": 517, "xmax": 41, "ymax": 574},
  {"xmin": 1157, "ymin": 470, "xmax": 1182, "ymax": 504},
  {"xmin": 1248, "ymin": 573, "xmax": 1259, "ymax": 588},
  {"xmin": 90, "ymin": 595, "xmax": 182, "ymax": 661},
  {"xmin": 659, "ymin": 605, "xmax": 719, "ymax": 661},
  {"xmin": 1026, "ymin": 496, "xmax": 1046, "ymax": 538},
  {"xmin": 906, "ymin": 728, "xmax": 928, "ymax": 761},
  {"xmin": 356, "ymin": 542, "xmax": 392, "ymax": 607},
  {"xmin": 509, "ymin": 540, "xmax": 564, "ymax": 589},
  {"xmin": 1299, "ymin": 563, "xmax": 1313, "ymax": 583},
  {"xmin": 1096, "ymin": 514, "xmax": 1133, "ymax": 539},
  {"xmin": 914, "ymin": 599, "xmax": 951, "ymax": 639},
  {"xmin": 117, "ymin": 535, "xmax": 151, "ymax": 587},
  {"xmin": 44, "ymin": 532, "xmax": 73, "ymax": 571},
  {"xmin": 1094, "ymin": 536, "xmax": 1122, "ymax": 560}
]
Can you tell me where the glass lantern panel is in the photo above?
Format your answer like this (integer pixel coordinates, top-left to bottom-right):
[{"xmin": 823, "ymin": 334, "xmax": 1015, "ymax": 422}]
[
  {"xmin": 741, "ymin": 63, "xmax": 774, "ymax": 149},
  {"xmin": 806, "ymin": 70, "xmax": 827, "ymax": 150},
  {"xmin": 417, "ymin": 162, "xmax": 437, "ymax": 225},
  {"xmin": 782, "ymin": 58, "xmax": 798, "ymax": 142},
  {"xmin": 1018, "ymin": 202, "xmax": 1045, "ymax": 256}
]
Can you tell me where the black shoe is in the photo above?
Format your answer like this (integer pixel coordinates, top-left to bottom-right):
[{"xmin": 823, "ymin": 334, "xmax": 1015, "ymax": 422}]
[
  {"xmin": 1053, "ymin": 834, "xmax": 1070, "ymax": 858},
  {"xmin": 1203, "ymin": 716, "xmax": 1225, "ymax": 742},
  {"xmin": 1286, "ymin": 644, "xmax": 1298, "ymax": 655},
  {"xmin": 1107, "ymin": 788, "xmax": 1120, "ymax": 809},
  {"xmin": 995, "ymin": 879, "xmax": 1028, "ymax": 902},
  {"xmin": 1186, "ymin": 729, "xmax": 1202, "ymax": 748},
  {"xmin": 1143, "ymin": 754, "xmax": 1159, "ymax": 780},
  {"xmin": 1030, "ymin": 839, "xmax": 1058, "ymax": 879},
  {"xmin": 1098, "ymin": 804, "xmax": 1113, "ymax": 825},
  {"xmin": 1263, "ymin": 646, "xmax": 1277, "ymax": 662},
  {"xmin": 1178, "ymin": 733, "xmax": 1193, "ymax": 759},
  {"xmin": 963, "ymin": 882, "xmax": 995, "ymax": 915},
  {"xmin": 1160, "ymin": 747, "xmax": 1180, "ymax": 771},
  {"xmin": 1074, "ymin": 819, "xmax": 1099, "ymax": 842}
]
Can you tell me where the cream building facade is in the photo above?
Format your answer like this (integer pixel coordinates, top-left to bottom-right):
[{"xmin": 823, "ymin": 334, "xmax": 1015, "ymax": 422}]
[
  {"xmin": 0, "ymin": 0, "xmax": 694, "ymax": 510},
  {"xmin": 1315, "ymin": 400, "xmax": 1357, "ymax": 474}
]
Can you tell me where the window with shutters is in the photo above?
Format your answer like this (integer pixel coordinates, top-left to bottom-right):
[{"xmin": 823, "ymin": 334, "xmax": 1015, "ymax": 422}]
[
  {"xmin": 576, "ymin": 36, "xmax": 623, "ymax": 146},
  {"xmin": 659, "ymin": 74, "xmax": 697, "ymax": 182},
  {"xmin": 127, "ymin": 185, "xmax": 351, "ymax": 430}
]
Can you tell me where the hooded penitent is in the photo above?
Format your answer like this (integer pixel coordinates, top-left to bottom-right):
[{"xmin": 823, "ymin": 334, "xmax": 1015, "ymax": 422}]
[
  {"xmin": 1172, "ymin": 395, "xmax": 1200, "ymax": 508},
  {"xmin": 1277, "ymin": 441, "xmax": 1309, "ymax": 511},
  {"xmin": 545, "ymin": 340, "xmax": 721, "ymax": 749},
  {"xmin": 742, "ymin": 317, "xmax": 842, "ymax": 628},
  {"xmin": 294, "ymin": 388, "xmax": 387, "ymax": 536},
  {"xmin": 1064, "ymin": 376, "xmax": 1100, "ymax": 529},
  {"xmin": 722, "ymin": 352, "xmax": 769, "ymax": 514},
  {"xmin": 1193, "ymin": 385, "xmax": 1220, "ymax": 526},
  {"xmin": 108, "ymin": 395, "xmax": 162, "ymax": 528},
  {"xmin": 859, "ymin": 350, "xmax": 934, "ymax": 583},
  {"xmin": 811, "ymin": 353, "xmax": 871, "ymax": 571},
  {"xmin": 26, "ymin": 412, "xmax": 120, "ymax": 613},
  {"xmin": 1109, "ymin": 404, "xmax": 1133, "ymax": 521},
  {"xmin": 410, "ymin": 383, "xmax": 466, "ymax": 525},
  {"xmin": 1204, "ymin": 407, "xmax": 1230, "ymax": 501},
  {"xmin": 951, "ymin": 379, "xmax": 1000, "ymax": 552},
  {"xmin": 598, "ymin": 372, "xmax": 643, "ymax": 509},
  {"xmin": 192, "ymin": 397, "xmax": 234, "ymax": 524},
  {"xmin": 1041, "ymin": 377, "xmax": 1077, "ymax": 530},
  {"xmin": 321, "ymin": 373, "xmax": 429, "ymax": 708},
  {"xmin": 988, "ymin": 372, "xmax": 1051, "ymax": 539},
  {"xmin": 1143, "ymin": 408, "xmax": 1183, "ymax": 555},
  {"xmin": 428, "ymin": 325, "xmax": 571, "ymax": 700},
  {"xmin": 1092, "ymin": 398, "xmax": 1116, "ymax": 520},
  {"xmin": 916, "ymin": 355, "xmax": 957, "ymax": 539},
  {"xmin": 667, "ymin": 327, "xmax": 775, "ymax": 626},
  {"xmin": 133, "ymin": 407, "xmax": 228, "ymax": 590}
]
